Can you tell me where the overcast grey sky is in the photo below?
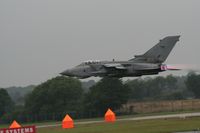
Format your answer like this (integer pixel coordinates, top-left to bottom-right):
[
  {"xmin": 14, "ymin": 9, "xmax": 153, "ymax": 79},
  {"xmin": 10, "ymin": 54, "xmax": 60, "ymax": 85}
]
[{"xmin": 0, "ymin": 0, "xmax": 200, "ymax": 87}]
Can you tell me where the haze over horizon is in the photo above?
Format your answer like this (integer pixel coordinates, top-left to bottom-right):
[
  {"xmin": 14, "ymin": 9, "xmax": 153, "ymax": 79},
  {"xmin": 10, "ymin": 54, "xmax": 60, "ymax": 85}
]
[{"xmin": 1, "ymin": 0, "xmax": 200, "ymax": 87}]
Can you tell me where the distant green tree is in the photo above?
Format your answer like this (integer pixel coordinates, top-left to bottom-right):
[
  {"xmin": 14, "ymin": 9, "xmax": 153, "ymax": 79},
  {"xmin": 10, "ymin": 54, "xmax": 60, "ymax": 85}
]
[
  {"xmin": 165, "ymin": 75, "xmax": 178, "ymax": 89},
  {"xmin": 0, "ymin": 89, "xmax": 14, "ymax": 118},
  {"xmin": 145, "ymin": 76, "xmax": 164, "ymax": 98},
  {"xmin": 185, "ymin": 73, "xmax": 200, "ymax": 98},
  {"xmin": 125, "ymin": 75, "xmax": 183, "ymax": 101},
  {"xmin": 25, "ymin": 76, "xmax": 83, "ymax": 114},
  {"xmin": 125, "ymin": 77, "xmax": 164, "ymax": 100},
  {"xmin": 84, "ymin": 77, "xmax": 131, "ymax": 115},
  {"xmin": 125, "ymin": 79, "xmax": 146, "ymax": 100}
]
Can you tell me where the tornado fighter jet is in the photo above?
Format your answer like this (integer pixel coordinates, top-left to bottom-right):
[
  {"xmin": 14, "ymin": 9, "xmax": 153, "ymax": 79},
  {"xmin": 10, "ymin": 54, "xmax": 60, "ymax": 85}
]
[{"xmin": 60, "ymin": 36, "xmax": 180, "ymax": 78}]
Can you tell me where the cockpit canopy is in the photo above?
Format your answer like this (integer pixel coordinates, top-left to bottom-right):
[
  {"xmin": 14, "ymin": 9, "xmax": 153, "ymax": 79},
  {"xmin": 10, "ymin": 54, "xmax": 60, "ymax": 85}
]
[{"xmin": 77, "ymin": 60, "xmax": 101, "ymax": 66}]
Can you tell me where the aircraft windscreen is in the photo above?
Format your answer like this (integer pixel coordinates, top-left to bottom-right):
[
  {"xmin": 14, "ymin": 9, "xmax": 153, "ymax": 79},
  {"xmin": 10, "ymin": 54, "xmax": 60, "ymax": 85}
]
[{"xmin": 77, "ymin": 60, "xmax": 100, "ymax": 67}]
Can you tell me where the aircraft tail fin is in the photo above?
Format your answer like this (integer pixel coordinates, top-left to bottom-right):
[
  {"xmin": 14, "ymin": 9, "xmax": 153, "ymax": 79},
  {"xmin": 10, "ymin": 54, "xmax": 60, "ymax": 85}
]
[{"xmin": 130, "ymin": 35, "xmax": 180, "ymax": 63}]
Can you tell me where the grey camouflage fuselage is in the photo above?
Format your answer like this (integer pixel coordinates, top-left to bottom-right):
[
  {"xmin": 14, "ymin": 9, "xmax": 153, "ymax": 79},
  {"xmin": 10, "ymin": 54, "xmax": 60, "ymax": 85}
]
[{"xmin": 60, "ymin": 36, "xmax": 180, "ymax": 78}]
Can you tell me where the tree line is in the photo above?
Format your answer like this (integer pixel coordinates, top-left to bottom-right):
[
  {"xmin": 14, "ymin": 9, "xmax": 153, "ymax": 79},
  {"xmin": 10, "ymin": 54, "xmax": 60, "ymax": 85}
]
[{"xmin": 0, "ymin": 72, "xmax": 200, "ymax": 123}]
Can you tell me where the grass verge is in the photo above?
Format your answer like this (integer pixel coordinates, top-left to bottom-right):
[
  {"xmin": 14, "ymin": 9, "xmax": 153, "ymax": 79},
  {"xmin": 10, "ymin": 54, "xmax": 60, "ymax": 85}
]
[{"xmin": 38, "ymin": 117, "xmax": 200, "ymax": 133}]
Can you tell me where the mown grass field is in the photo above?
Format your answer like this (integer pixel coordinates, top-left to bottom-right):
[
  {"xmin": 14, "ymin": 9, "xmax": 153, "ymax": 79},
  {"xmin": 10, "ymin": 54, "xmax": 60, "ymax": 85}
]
[{"xmin": 37, "ymin": 117, "xmax": 200, "ymax": 133}]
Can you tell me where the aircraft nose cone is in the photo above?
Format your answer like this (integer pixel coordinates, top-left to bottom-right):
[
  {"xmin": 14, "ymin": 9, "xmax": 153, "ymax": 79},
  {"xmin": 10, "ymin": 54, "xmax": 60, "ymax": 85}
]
[{"xmin": 60, "ymin": 69, "xmax": 73, "ymax": 76}]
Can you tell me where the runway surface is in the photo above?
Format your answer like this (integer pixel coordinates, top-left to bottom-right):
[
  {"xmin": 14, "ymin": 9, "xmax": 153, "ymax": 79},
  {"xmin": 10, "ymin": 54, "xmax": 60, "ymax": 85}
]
[{"xmin": 36, "ymin": 112, "xmax": 200, "ymax": 128}]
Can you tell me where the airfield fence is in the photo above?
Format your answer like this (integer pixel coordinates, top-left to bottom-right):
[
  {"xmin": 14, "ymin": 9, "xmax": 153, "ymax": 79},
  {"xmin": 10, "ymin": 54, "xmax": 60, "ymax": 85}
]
[{"xmin": 121, "ymin": 99, "xmax": 200, "ymax": 113}]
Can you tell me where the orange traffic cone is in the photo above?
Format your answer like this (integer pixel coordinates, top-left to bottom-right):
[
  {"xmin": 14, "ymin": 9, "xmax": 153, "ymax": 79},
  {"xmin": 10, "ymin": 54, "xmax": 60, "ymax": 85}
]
[
  {"xmin": 62, "ymin": 114, "xmax": 74, "ymax": 129},
  {"xmin": 9, "ymin": 120, "xmax": 21, "ymax": 128},
  {"xmin": 105, "ymin": 108, "xmax": 116, "ymax": 122}
]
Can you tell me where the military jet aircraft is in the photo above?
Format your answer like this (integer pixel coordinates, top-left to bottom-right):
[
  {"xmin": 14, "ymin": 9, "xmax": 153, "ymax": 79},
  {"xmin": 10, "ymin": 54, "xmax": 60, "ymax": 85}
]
[{"xmin": 60, "ymin": 36, "xmax": 180, "ymax": 78}]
